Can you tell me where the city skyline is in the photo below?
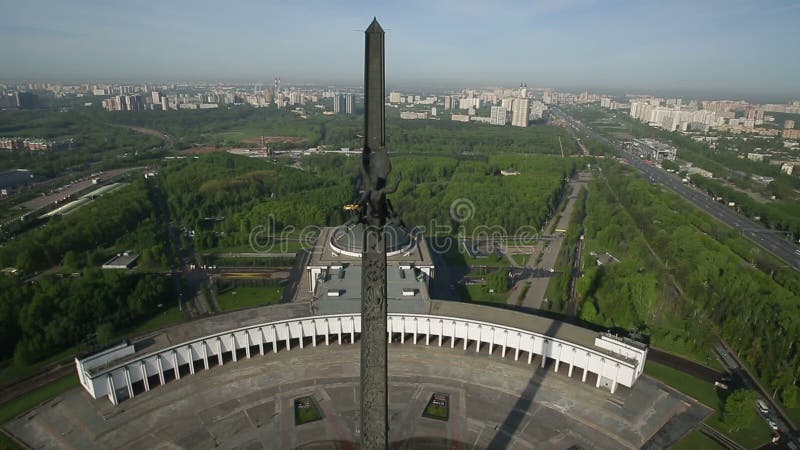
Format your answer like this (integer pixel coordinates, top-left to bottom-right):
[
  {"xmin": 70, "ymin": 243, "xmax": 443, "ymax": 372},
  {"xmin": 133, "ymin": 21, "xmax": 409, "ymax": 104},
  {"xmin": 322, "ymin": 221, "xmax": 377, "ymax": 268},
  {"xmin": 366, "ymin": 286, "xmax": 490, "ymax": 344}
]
[{"xmin": 1, "ymin": 0, "xmax": 799, "ymax": 102}]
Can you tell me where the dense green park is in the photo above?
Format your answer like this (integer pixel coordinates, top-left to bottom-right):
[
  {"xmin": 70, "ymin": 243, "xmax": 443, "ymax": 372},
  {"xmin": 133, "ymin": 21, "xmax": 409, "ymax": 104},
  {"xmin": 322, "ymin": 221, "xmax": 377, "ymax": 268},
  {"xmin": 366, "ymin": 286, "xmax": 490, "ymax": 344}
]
[
  {"xmin": 161, "ymin": 151, "xmax": 576, "ymax": 251},
  {"xmin": 0, "ymin": 179, "xmax": 172, "ymax": 273},
  {"xmin": 2, "ymin": 103, "xmax": 800, "ymax": 439},
  {"xmin": 0, "ymin": 105, "xmax": 577, "ymax": 379},
  {"xmin": 565, "ymin": 105, "xmax": 800, "ymax": 238},
  {"xmin": 0, "ymin": 178, "xmax": 178, "ymax": 366},
  {"xmin": 0, "ymin": 270, "xmax": 174, "ymax": 365},
  {"xmin": 0, "ymin": 109, "xmax": 164, "ymax": 176},
  {"xmin": 578, "ymin": 161, "xmax": 800, "ymax": 412},
  {"xmin": 0, "ymin": 103, "xmax": 579, "ymax": 157}
]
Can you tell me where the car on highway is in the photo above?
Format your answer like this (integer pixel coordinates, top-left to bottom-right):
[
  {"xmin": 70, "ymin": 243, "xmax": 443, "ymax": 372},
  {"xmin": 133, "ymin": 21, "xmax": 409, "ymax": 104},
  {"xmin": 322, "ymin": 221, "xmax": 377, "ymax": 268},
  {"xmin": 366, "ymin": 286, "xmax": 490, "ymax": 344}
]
[
  {"xmin": 757, "ymin": 399, "xmax": 770, "ymax": 414},
  {"xmin": 768, "ymin": 419, "xmax": 778, "ymax": 431}
]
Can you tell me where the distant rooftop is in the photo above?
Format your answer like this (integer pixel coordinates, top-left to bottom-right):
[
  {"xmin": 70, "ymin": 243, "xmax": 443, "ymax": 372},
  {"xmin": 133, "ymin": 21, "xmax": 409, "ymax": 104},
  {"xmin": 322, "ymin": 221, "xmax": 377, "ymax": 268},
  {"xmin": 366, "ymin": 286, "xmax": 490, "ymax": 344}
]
[
  {"xmin": 102, "ymin": 252, "xmax": 138, "ymax": 269},
  {"xmin": 592, "ymin": 252, "xmax": 620, "ymax": 266},
  {"xmin": 316, "ymin": 264, "xmax": 427, "ymax": 303},
  {"xmin": 307, "ymin": 226, "xmax": 434, "ymax": 267}
]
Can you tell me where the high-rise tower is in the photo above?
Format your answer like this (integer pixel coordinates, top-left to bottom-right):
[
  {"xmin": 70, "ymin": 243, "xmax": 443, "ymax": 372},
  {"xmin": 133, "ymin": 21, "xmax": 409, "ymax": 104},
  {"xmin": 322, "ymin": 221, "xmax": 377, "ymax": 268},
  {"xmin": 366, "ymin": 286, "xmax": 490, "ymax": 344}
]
[
  {"xmin": 334, "ymin": 94, "xmax": 345, "ymax": 113},
  {"xmin": 512, "ymin": 83, "xmax": 530, "ymax": 127}
]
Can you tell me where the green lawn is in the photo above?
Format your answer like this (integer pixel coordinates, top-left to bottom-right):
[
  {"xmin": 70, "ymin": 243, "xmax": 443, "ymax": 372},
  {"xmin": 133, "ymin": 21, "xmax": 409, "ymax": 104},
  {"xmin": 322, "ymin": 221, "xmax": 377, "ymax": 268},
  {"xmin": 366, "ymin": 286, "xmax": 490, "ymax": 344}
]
[
  {"xmin": 705, "ymin": 410, "xmax": 773, "ymax": 449},
  {"xmin": 511, "ymin": 254, "xmax": 530, "ymax": 266},
  {"xmin": 0, "ymin": 429, "xmax": 24, "ymax": 450},
  {"xmin": 295, "ymin": 406, "xmax": 322, "ymax": 425},
  {"xmin": 207, "ymin": 238, "xmax": 312, "ymax": 255},
  {"xmin": 0, "ymin": 344, "xmax": 86, "ymax": 388},
  {"xmin": 457, "ymin": 284, "xmax": 508, "ymax": 304},
  {"xmin": 294, "ymin": 397, "xmax": 323, "ymax": 425},
  {"xmin": 212, "ymin": 256, "xmax": 296, "ymax": 268},
  {"xmin": 648, "ymin": 325, "xmax": 725, "ymax": 372},
  {"xmin": 217, "ymin": 287, "xmax": 283, "ymax": 311},
  {"xmin": 0, "ymin": 375, "xmax": 79, "ymax": 425},
  {"xmin": 439, "ymin": 240, "xmax": 512, "ymax": 268},
  {"xmin": 423, "ymin": 404, "xmax": 448, "ymax": 420},
  {"xmin": 123, "ymin": 306, "xmax": 186, "ymax": 336},
  {"xmin": 786, "ymin": 406, "xmax": 800, "ymax": 427},
  {"xmin": 644, "ymin": 361, "xmax": 721, "ymax": 409},
  {"xmin": 645, "ymin": 361, "xmax": 773, "ymax": 449},
  {"xmin": 670, "ymin": 430, "xmax": 724, "ymax": 450},
  {"xmin": 266, "ymin": 240, "xmax": 306, "ymax": 254},
  {"xmin": 463, "ymin": 254, "xmax": 508, "ymax": 268},
  {"xmin": 204, "ymin": 244, "xmax": 257, "ymax": 253}
]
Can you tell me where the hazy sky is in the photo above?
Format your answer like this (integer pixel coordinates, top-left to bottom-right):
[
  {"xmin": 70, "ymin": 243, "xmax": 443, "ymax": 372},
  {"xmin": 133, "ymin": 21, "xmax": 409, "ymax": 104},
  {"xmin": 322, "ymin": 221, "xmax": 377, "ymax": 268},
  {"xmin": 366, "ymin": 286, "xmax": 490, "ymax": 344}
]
[{"xmin": 1, "ymin": 0, "xmax": 799, "ymax": 100}]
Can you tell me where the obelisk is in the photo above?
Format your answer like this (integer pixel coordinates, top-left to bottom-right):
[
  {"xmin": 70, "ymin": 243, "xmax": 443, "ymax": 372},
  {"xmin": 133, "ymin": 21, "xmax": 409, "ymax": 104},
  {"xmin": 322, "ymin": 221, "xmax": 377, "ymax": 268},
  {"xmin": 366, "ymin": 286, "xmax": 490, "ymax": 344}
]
[{"xmin": 360, "ymin": 17, "xmax": 389, "ymax": 450}]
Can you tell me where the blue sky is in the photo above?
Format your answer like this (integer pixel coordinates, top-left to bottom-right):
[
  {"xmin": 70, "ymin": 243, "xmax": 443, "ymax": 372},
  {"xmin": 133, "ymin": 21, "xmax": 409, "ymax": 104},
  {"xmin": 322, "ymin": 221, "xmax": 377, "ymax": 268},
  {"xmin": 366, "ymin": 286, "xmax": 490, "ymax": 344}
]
[{"xmin": 1, "ymin": 0, "xmax": 799, "ymax": 100}]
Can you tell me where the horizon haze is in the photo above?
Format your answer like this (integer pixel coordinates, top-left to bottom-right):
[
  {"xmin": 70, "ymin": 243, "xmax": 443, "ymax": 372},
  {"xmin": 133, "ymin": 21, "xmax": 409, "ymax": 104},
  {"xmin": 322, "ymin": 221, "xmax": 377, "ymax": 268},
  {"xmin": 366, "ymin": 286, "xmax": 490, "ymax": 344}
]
[{"xmin": 1, "ymin": 0, "xmax": 799, "ymax": 102}]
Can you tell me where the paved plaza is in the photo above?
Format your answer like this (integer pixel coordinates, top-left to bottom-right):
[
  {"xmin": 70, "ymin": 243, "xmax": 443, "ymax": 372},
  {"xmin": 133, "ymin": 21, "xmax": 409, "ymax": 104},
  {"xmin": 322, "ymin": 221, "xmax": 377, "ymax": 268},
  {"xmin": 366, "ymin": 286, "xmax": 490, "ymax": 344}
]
[{"xmin": 5, "ymin": 342, "xmax": 709, "ymax": 449}]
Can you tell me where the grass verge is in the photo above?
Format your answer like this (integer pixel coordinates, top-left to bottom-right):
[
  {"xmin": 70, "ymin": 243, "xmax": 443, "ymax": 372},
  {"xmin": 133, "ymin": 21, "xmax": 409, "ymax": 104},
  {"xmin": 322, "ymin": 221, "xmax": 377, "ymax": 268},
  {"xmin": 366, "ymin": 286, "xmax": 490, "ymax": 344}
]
[
  {"xmin": 125, "ymin": 306, "xmax": 186, "ymax": 336},
  {"xmin": 457, "ymin": 284, "xmax": 508, "ymax": 303},
  {"xmin": 645, "ymin": 361, "xmax": 772, "ymax": 449},
  {"xmin": 511, "ymin": 254, "xmax": 530, "ymax": 266},
  {"xmin": 0, "ymin": 306, "xmax": 184, "ymax": 391},
  {"xmin": 644, "ymin": 361, "xmax": 721, "ymax": 409},
  {"xmin": 217, "ymin": 286, "xmax": 283, "ymax": 311},
  {"xmin": 670, "ymin": 430, "xmax": 724, "ymax": 450},
  {"xmin": 0, "ymin": 345, "xmax": 85, "ymax": 389},
  {"xmin": 0, "ymin": 430, "xmax": 24, "ymax": 450},
  {"xmin": 0, "ymin": 375, "xmax": 79, "ymax": 425},
  {"xmin": 705, "ymin": 410, "xmax": 773, "ymax": 449}
]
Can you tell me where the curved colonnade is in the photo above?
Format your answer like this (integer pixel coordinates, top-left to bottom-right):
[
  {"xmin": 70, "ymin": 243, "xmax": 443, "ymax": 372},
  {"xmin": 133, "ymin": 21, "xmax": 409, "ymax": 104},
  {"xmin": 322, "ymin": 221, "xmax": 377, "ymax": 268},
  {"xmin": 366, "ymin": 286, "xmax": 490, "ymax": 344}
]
[{"xmin": 76, "ymin": 313, "xmax": 647, "ymax": 405}]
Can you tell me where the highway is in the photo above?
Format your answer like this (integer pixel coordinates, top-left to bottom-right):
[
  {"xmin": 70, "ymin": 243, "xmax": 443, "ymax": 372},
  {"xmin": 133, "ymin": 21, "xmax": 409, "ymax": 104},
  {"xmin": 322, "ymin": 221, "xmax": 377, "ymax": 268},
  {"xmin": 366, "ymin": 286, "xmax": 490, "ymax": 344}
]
[{"xmin": 554, "ymin": 108, "xmax": 800, "ymax": 272}]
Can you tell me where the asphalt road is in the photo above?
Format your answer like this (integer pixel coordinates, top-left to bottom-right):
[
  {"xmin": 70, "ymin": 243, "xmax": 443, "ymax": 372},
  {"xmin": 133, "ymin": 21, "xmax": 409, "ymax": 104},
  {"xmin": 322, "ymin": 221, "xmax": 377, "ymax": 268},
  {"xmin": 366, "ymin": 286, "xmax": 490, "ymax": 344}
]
[
  {"xmin": 554, "ymin": 109, "xmax": 800, "ymax": 448},
  {"xmin": 506, "ymin": 172, "xmax": 590, "ymax": 309},
  {"xmin": 714, "ymin": 342, "xmax": 799, "ymax": 446},
  {"xmin": 555, "ymin": 108, "xmax": 800, "ymax": 272}
]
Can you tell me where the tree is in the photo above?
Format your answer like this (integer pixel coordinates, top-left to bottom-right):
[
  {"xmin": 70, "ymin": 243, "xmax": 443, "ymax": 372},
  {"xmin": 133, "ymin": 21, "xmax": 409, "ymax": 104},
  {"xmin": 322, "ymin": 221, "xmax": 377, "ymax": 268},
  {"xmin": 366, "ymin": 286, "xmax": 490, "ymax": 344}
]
[
  {"xmin": 62, "ymin": 250, "xmax": 83, "ymax": 272},
  {"xmin": 486, "ymin": 269, "xmax": 510, "ymax": 294},
  {"xmin": 721, "ymin": 389, "xmax": 758, "ymax": 432},
  {"xmin": 579, "ymin": 300, "xmax": 599, "ymax": 322},
  {"xmin": 95, "ymin": 322, "xmax": 115, "ymax": 345},
  {"xmin": 782, "ymin": 384, "xmax": 799, "ymax": 409},
  {"xmin": 15, "ymin": 244, "xmax": 45, "ymax": 273},
  {"xmin": 661, "ymin": 159, "xmax": 679, "ymax": 172},
  {"xmin": 0, "ymin": 281, "xmax": 24, "ymax": 360},
  {"xmin": 128, "ymin": 275, "xmax": 168, "ymax": 317}
]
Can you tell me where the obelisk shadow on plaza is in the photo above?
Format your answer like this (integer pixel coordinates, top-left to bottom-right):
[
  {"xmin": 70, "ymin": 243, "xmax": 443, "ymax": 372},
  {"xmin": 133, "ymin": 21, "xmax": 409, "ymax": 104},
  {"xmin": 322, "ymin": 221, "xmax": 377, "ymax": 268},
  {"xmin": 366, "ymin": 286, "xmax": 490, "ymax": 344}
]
[{"xmin": 485, "ymin": 318, "xmax": 563, "ymax": 449}]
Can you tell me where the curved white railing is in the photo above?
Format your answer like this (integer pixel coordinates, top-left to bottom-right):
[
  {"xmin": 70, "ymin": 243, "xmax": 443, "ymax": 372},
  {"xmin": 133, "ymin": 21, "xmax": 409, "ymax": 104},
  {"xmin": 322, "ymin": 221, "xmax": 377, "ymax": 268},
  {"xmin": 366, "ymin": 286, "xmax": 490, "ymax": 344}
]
[{"xmin": 76, "ymin": 313, "xmax": 646, "ymax": 405}]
